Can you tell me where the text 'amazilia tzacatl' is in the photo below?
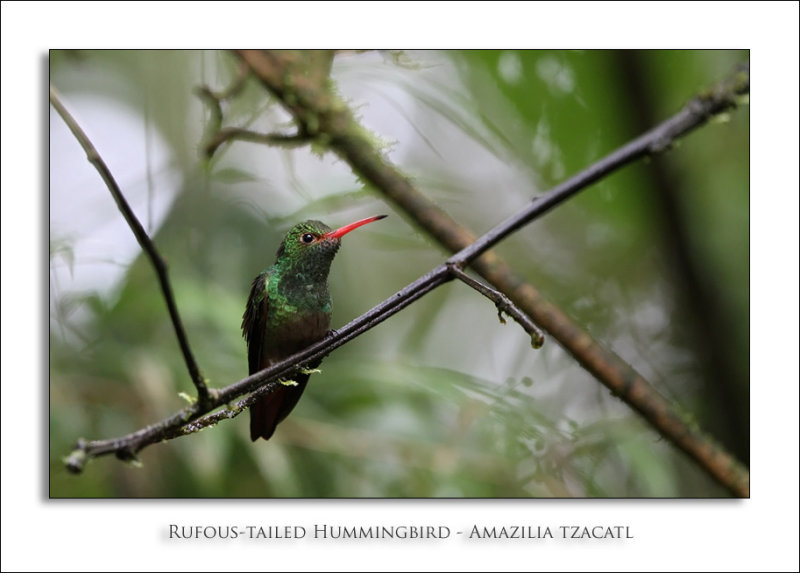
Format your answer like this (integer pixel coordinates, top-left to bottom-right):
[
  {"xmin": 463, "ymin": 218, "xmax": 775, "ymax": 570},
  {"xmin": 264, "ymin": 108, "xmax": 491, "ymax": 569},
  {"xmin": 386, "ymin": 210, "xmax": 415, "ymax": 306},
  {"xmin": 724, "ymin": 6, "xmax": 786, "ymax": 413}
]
[{"xmin": 242, "ymin": 215, "xmax": 387, "ymax": 441}]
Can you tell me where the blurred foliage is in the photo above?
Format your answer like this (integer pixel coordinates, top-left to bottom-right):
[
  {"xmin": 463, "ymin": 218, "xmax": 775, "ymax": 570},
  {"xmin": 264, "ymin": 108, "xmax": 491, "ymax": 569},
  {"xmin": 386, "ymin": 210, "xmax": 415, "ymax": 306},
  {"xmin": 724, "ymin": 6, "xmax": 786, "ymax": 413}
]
[{"xmin": 49, "ymin": 50, "xmax": 748, "ymax": 497}]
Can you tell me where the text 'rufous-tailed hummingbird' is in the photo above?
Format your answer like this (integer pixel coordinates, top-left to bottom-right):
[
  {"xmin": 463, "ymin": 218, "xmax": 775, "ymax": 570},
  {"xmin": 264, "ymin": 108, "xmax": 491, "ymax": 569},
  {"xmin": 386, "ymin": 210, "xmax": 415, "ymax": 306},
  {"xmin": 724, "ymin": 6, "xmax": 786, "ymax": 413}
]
[{"xmin": 242, "ymin": 215, "xmax": 387, "ymax": 441}]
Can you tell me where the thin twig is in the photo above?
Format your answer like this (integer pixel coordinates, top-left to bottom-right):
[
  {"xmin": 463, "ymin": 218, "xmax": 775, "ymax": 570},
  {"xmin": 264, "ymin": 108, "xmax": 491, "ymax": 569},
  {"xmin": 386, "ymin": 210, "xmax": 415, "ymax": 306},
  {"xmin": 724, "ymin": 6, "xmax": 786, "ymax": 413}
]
[
  {"xmin": 203, "ymin": 127, "xmax": 311, "ymax": 158},
  {"xmin": 194, "ymin": 59, "xmax": 250, "ymax": 135},
  {"xmin": 447, "ymin": 263, "xmax": 545, "ymax": 348},
  {"xmin": 206, "ymin": 59, "xmax": 250, "ymax": 100},
  {"xmin": 49, "ymin": 86, "xmax": 212, "ymax": 405},
  {"xmin": 195, "ymin": 58, "xmax": 312, "ymax": 158}
]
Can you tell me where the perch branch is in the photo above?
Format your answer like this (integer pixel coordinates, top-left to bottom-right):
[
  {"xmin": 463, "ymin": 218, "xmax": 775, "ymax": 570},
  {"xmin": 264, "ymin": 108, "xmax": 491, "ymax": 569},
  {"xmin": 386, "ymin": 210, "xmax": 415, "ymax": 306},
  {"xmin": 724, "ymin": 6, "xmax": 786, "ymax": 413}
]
[{"xmin": 49, "ymin": 86, "xmax": 212, "ymax": 405}]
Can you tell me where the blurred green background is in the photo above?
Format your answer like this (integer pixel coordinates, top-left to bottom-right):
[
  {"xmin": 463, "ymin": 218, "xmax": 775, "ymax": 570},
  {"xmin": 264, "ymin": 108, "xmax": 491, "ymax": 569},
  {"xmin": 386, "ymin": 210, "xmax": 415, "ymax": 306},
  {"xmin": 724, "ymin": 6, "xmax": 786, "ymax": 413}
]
[{"xmin": 49, "ymin": 50, "xmax": 749, "ymax": 497}]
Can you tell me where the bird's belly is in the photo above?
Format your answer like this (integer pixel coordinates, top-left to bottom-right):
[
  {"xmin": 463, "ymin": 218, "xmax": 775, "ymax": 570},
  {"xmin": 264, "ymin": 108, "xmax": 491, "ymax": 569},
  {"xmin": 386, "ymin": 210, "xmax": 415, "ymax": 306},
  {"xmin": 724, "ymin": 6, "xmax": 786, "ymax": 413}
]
[{"xmin": 262, "ymin": 311, "xmax": 331, "ymax": 363}]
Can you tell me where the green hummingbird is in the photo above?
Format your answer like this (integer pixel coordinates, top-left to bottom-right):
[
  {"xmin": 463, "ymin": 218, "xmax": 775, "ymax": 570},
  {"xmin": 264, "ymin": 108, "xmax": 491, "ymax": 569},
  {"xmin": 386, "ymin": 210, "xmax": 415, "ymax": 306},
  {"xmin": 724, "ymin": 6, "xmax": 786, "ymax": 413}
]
[{"xmin": 242, "ymin": 214, "xmax": 387, "ymax": 441}]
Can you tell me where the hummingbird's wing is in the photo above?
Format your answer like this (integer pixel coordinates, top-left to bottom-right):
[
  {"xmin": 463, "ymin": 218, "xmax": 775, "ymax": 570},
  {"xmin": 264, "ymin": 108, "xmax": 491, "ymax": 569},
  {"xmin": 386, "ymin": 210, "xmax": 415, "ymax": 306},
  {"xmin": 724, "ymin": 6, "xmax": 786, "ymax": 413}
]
[
  {"xmin": 242, "ymin": 270, "xmax": 281, "ymax": 441},
  {"xmin": 242, "ymin": 270, "xmax": 271, "ymax": 376}
]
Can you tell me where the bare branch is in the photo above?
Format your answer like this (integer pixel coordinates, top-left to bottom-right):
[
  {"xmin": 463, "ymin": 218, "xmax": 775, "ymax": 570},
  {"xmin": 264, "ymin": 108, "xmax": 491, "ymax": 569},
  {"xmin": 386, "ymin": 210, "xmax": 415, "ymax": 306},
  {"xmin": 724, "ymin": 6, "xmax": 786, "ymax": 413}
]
[
  {"xmin": 447, "ymin": 263, "xmax": 545, "ymax": 348},
  {"xmin": 49, "ymin": 86, "xmax": 212, "ymax": 405}
]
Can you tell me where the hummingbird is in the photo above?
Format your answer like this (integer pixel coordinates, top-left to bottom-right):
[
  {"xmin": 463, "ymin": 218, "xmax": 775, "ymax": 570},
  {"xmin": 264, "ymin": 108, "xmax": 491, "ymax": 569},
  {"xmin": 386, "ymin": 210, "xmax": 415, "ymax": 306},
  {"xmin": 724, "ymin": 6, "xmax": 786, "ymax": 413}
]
[{"xmin": 242, "ymin": 214, "xmax": 387, "ymax": 441}]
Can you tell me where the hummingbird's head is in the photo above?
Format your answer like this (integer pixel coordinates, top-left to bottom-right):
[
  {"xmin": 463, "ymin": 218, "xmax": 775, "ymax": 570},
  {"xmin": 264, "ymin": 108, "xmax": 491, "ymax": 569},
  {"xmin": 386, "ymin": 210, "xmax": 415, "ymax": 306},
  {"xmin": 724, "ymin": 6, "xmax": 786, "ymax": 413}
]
[
  {"xmin": 275, "ymin": 215, "xmax": 387, "ymax": 267},
  {"xmin": 276, "ymin": 219, "xmax": 336, "ymax": 263}
]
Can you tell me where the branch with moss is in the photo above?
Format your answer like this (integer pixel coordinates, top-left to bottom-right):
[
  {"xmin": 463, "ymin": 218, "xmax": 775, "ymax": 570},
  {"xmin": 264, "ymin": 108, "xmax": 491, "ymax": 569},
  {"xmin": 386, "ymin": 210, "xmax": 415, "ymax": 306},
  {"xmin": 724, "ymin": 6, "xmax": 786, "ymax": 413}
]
[
  {"xmin": 201, "ymin": 127, "xmax": 313, "ymax": 158},
  {"xmin": 230, "ymin": 50, "xmax": 750, "ymax": 497}
]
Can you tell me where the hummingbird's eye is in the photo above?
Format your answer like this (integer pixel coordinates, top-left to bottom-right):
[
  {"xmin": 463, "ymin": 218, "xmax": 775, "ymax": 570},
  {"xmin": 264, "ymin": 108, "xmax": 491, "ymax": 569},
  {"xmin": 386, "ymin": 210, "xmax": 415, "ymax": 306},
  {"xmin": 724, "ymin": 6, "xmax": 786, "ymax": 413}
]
[{"xmin": 300, "ymin": 233, "xmax": 315, "ymax": 244}]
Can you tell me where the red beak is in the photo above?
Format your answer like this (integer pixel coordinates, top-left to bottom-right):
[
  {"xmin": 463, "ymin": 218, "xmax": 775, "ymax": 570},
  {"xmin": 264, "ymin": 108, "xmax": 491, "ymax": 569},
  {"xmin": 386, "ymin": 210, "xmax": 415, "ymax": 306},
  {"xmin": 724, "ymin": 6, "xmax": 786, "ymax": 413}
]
[{"xmin": 324, "ymin": 214, "xmax": 387, "ymax": 240}]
